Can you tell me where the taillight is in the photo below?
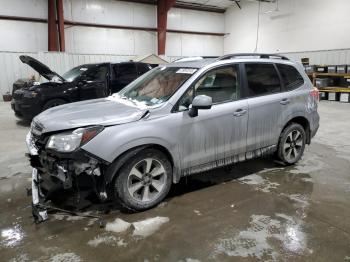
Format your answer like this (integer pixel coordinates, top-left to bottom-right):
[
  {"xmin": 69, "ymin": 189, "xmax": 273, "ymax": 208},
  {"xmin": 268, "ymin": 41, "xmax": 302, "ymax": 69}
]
[{"xmin": 310, "ymin": 87, "xmax": 319, "ymax": 102}]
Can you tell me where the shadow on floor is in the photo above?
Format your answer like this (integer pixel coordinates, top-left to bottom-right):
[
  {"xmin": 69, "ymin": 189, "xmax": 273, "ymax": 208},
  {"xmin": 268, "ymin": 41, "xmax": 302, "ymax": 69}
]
[
  {"xmin": 39, "ymin": 157, "xmax": 282, "ymax": 218},
  {"xmin": 168, "ymin": 157, "xmax": 280, "ymax": 198}
]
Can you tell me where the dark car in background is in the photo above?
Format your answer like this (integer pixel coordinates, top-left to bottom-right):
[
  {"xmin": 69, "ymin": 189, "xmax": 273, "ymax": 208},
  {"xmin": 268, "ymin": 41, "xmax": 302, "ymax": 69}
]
[{"xmin": 11, "ymin": 56, "xmax": 152, "ymax": 120}]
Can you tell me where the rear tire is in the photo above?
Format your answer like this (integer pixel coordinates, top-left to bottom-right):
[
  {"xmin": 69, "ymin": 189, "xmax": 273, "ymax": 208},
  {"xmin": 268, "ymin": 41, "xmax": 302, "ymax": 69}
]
[
  {"xmin": 277, "ymin": 123, "xmax": 306, "ymax": 165},
  {"xmin": 42, "ymin": 98, "xmax": 66, "ymax": 111},
  {"xmin": 114, "ymin": 149, "xmax": 172, "ymax": 212}
]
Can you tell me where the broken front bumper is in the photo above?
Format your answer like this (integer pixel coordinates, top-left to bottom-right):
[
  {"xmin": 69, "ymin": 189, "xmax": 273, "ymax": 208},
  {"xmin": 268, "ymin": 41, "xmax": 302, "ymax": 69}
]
[
  {"xmin": 31, "ymin": 168, "xmax": 48, "ymax": 222},
  {"xmin": 26, "ymin": 132, "xmax": 108, "ymax": 223}
]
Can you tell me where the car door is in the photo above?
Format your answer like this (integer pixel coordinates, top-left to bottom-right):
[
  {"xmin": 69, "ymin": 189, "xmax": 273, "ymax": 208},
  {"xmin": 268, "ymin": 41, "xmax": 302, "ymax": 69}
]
[
  {"xmin": 244, "ymin": 63, "xmax": 285, "ymax": 152},
  {"xmin": 174, "ymin": 64, "xmax": 249, "ymax": 173},
  {"xmin": 78, "ymin": 64, "xmax": 109, "ymax": 100},
  {"xmin": 110, "ymin": 63, "xmax": 138, "ymax": 93}
]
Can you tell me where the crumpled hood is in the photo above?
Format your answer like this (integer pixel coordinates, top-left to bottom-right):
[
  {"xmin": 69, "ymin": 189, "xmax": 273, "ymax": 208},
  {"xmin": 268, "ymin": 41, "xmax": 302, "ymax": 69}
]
[{"xmin": 33, "ymin": 97, "xmax": 149, "ymax": 133}]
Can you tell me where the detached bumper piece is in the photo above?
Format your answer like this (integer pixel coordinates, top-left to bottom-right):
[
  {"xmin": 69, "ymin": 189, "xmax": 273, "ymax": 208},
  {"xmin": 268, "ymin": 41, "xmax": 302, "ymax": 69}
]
[{"xmin": 31, "ymin": 168, "xmax": 48, "ymax": 223}]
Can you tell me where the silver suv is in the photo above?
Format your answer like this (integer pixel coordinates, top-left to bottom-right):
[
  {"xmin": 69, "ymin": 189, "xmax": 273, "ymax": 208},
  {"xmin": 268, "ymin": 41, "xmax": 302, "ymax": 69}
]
[{"xmin": 27, "ymin": 53, "xmax": 319, "ymax": 221}]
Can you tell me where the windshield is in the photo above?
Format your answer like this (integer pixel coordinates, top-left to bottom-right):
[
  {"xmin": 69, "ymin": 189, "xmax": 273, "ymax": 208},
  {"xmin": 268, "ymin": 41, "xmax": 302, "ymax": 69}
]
[
  {"xmin": 118, "ymin": 66, "xmax": 196, "ymax": 106},
  {"xmin": 62, "ymin": 65, "xmax": 93, "ymax": 82}
]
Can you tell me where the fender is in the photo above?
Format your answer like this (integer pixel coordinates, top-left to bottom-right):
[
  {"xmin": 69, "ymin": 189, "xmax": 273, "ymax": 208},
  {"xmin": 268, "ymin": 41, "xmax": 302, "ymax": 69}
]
[
  {"xmin": 280, "ymin": 110, "xmax": 308, "ymax": 129},
  {"xmin": 281, "ymin": 110, "xmax": 311, "ymax": 142},
  {"xmin": 104, "ymin": 145, "xmax": 148, "ymax": 184},
  {"xmin": 105, "ymin": 138, "xmax": 181, "ymax": 184}
]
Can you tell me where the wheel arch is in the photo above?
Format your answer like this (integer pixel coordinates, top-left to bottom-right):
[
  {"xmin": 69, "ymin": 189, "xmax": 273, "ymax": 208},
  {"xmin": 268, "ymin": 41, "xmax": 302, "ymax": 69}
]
[
  {"xmin": 282, "ymin": 116, "xmax": 311, "ymax": 144},
  {"xmin": 104, "ymin": 143, "xmax": 179, "ymax": 186}
]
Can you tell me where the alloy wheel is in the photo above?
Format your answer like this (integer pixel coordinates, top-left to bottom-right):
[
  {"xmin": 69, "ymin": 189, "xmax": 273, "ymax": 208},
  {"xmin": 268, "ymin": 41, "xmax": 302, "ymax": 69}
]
[
  {"xmin": 127, "ymin": 158, "xmax": 167, "ymax": 202},
  {"xmin": 283, "ymin": 130, "xmax": 304, "ymax": 162}
]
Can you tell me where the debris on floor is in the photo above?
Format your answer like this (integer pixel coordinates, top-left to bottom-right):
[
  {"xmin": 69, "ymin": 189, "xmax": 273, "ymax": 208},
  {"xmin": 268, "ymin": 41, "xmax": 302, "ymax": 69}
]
[
  {"xmin": 132, "ymin": 217, "xmax": 169, "ymax": 238},
  {"xmin": 105, "ymin": 218, "xmax": 131, "ymax": 233}
]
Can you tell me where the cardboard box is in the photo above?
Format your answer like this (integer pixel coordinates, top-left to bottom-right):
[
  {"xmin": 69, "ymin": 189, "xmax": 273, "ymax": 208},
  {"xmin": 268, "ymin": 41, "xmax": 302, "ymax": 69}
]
[
  {"xmin": 337, "ymin": 65, "xmax": 348, "ymax": 74},
  {"xmin": 327, "ymin": 65, "xmax": 336, "ymax": 73},
  {"xmin": 328, "ymin": 92, "xmax": 337, "ymax": 101},
  {"xmin": 316, "ymin": 66, "xmax": 328, "ymax": 73},
  {"xmin": 340, "ymin": 93, "xmax": 350, "ymax": 103},
  {"xmin": 319, "ymin": 91, "xmax": 328, "ymax": 100},
  {"xmin": 305, "ymin": 65, "xmax": 316, "ymax": 74}
]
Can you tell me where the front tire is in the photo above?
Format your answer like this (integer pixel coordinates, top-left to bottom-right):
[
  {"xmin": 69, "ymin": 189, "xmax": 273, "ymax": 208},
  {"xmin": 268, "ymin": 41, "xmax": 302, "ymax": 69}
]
[
  {"xmin": 114, "ymin": 149, "xmax": 172, "ymax": 212},
  {"xmin": 277, "ymin": 123, "xmax": 306, "ymax": 165}
]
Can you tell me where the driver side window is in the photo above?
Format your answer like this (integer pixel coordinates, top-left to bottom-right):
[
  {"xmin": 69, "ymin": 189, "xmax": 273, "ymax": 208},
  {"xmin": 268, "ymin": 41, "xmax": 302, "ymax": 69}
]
[
  {"xmin": 84, "ymin": 65, "xmax": 108, "ymax": 81},
  {"xmin": 177, "ymin": 65, "xmax": 240, "ymax": 111}
]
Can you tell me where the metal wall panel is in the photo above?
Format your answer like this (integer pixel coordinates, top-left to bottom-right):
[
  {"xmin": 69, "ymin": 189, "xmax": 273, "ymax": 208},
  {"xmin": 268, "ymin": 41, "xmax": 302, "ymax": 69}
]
[
  {"xmin": 168, "ymin": 8, "xmax": 225, "ymax": 33},
  {"xmin": 0, "ymin": 0, "xmax": 47, "ymax": 18},
  {"xmin": 0, "ymin": 21, "xmax": 48, "ymax": 52},
  {"xmin": 224, "ymin": 0, "xmax": 350, "ymax": 54},
  {"xmin": 166, "ymin": 33, "xmax": 224, "ymax": 57},
  {"xmin": 282, "ymin": 49, "xmax": 350, "ymax": 65},
  {"xmin": 64, "ymin": 0, "xmax": 157, "ymax": 28}
]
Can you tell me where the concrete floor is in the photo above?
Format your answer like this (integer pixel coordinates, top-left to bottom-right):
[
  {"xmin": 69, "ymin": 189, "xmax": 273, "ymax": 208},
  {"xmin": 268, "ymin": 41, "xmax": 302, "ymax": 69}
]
[{"xmin": 0, "ymin": 101, "xmax": 350, "ymax": 262}]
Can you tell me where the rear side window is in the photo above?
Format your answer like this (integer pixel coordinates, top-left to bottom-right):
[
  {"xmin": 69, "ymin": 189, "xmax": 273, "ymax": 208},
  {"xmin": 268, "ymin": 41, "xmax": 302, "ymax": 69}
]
[
  {"xmin": 137, "ymin": 63, "xmax": 151, "ymax": 76},
  {"xmin": 277, "ymin": 64, "xmax": 304, "ymax": 91},
  {"xmin": 118, "ymin": 63, "xmax": 137, "ymax": 82},
  {"xmin": 245, "ymin": 63, "xmax": 281, "ymax": 97}
]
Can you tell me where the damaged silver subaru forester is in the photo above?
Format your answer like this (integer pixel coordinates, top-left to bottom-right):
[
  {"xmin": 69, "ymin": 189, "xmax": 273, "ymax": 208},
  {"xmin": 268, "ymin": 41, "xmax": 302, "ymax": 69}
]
[{"xmin": 26, "ymin": 54, "xmax": 319, "ymax": 221}]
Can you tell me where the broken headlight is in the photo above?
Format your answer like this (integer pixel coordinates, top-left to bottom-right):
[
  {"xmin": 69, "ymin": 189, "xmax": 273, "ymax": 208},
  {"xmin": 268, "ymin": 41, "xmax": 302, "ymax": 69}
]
[{"xmin": 46, "ymin": 126, "xmax": 104, "ymax": 153}]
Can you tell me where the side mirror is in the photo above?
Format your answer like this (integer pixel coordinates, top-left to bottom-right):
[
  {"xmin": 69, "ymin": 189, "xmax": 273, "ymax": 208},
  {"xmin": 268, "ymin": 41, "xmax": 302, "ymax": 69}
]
[{"xmin": 189, "ymin": 95, "xmax": 212, "ymax": 117}]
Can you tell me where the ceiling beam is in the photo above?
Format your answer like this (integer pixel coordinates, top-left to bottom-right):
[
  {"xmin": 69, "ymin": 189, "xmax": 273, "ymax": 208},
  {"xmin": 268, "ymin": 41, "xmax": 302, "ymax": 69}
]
[{"xmin": 116, "ymin": 0, "xmax": 226, "ymax": 13}]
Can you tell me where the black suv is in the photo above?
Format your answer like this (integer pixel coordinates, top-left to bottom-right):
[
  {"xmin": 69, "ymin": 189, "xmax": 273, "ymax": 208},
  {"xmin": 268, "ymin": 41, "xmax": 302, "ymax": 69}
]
[{"xmin": 11, "ymin": 56, "xmax": 152, "ymax": 120}]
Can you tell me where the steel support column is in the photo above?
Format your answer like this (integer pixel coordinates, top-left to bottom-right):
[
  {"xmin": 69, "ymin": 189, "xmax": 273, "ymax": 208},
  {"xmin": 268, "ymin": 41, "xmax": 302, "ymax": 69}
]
[
  {"xmin": 157, "ymin": 0, "xmax": 176, "ymax": 56},
  {"xmin": 48, "ymin": 0, "xmax": 58, "ymax": 51},
  {"xmin": 56, "ymin": 0, "xmax": 65, "ymax": 52}
]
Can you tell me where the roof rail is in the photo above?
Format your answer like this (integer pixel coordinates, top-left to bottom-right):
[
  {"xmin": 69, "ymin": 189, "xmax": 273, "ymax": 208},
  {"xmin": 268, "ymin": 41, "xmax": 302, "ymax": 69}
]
[
  {"xmin": 174, "ymin": 56, "xmax": 219, "ymax": 63},
  {"xmin": 216, "ymin": 53, "xmax": 289, "ymax": 61}
]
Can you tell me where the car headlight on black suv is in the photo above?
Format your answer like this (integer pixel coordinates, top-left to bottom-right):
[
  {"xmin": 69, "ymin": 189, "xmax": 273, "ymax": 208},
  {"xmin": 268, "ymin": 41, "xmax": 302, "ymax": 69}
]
[
  {"xmin": 46, "ymin": 126, "xmax": 104, "ymax": 153},
  {"xmin": 23, "ymin": 91, "xmax": 39, "ymax": 98}
]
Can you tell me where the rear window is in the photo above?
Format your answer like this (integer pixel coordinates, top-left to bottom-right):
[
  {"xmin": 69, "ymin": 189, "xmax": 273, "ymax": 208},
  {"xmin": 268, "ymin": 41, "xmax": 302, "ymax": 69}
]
[
  {"xmin": 277, "ymin": 64, "xmax": 304, "ymax": 91},
  {"xmin": 245, "ymin": 63, "xmax": 281, "ymax": 97}
]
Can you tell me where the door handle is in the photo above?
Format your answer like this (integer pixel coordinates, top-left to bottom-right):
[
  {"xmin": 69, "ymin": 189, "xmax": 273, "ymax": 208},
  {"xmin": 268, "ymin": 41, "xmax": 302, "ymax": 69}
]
[
  {"xmin": 233, "ymin": 109, "xmax": 247, "ymax": 117},
  {"xmin": 280, "ymin": 98, "xmax": 290, "ymax": 105}
]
